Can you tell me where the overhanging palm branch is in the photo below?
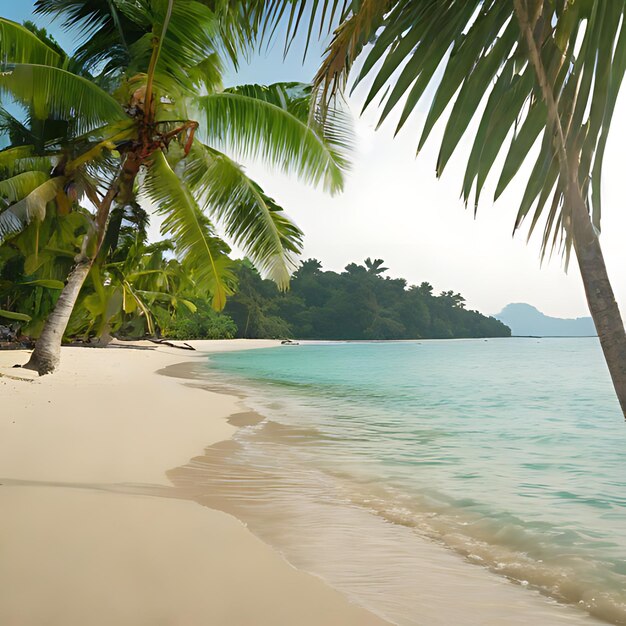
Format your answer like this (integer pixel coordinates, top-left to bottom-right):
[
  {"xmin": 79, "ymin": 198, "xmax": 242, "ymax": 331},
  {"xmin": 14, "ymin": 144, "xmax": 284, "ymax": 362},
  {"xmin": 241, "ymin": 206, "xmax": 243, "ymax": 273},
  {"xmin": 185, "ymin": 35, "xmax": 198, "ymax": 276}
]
[
  {"xmin": 185, "ymin": 140, "xmax": 303, "ymax": 288},
  {"xmin": 305, "ymin": 0, "xmax": 626, "ymax": 259},
  {"xmin": 0, "ymin": 17, "xmax": 61, "ymax": 66},
  {"xmin": 0, "ymin": 176, "xmax": 65, "ymax": 245},
  {"xmin": 0, "ymin": 64, "xmax": 127, "ymax": 134},
  {"xmin": 195, "ymin": 82, "xmax": 352, "ymax": 193},
  {"xmin": 142, "ymin": 150, "xmax": 235, "ymax": 310},
  {"xmin": 311, "ymin": 0, "xmax": 390, "ymax": 109},
  {"xmin": 241, "ymin": 0, "xmax": 351, "ymax": 57}
]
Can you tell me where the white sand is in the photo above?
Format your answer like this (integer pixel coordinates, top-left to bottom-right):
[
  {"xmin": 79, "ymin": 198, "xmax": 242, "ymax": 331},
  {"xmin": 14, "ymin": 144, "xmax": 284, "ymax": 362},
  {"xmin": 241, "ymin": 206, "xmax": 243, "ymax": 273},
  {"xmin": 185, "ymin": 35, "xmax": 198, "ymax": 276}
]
[{"xmin": 0, "ymin": 341, "xmax": 388, "ymax": 626}]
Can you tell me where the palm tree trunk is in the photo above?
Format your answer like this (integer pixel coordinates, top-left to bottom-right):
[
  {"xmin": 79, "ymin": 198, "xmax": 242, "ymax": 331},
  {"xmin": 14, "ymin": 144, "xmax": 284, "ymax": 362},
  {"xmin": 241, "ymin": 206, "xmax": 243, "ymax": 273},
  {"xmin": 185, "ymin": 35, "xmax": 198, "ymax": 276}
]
[
  {"xmin": 23, "ymin": 258, "xmax": 94, "ymax": 374},
  {"xmin": 23, "ymin": 175, "xmax": 123, "ymax": 375},
  {"xmin": 572, "ymin": 206, "xmax": 626, "ymax": 418},
  {"xmin": 514, "ymin": 0, "xmax": 626, "ymax": 418}
]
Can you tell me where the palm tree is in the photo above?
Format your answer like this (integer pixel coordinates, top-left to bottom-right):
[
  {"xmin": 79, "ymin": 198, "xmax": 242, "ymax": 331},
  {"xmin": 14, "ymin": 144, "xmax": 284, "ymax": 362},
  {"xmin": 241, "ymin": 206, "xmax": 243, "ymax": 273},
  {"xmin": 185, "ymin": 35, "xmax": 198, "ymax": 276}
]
[
  {"xmin": 364, "ymin": 258, "xmax": 388, "ymax": 276},
  {"xmin": 260, "ymin": 0, "xmax": 626, "ymax": 418},
  {"xmin": 0, "ymin": 0, "xmax": 351, "ymax": 374}
]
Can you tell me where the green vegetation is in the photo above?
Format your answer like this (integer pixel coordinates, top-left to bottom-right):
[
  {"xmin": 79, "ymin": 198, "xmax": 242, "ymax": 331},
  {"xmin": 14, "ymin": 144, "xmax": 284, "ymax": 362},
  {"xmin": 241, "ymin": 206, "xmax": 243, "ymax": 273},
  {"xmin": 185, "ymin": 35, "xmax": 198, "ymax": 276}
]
[
  {"xmin": 1, "ymin": 248, "xmax": 509, "ymax": 342},
  {"xmin": 223, "ymin": 258, "xmax": 509, "ymax": 340},
  {"xmin": 0, "ymin": 208, "xmax": 236, "ymax": 342},
  {"xmin": 0, "ymin": 1, "xmax": 351, "ymax": 372}
]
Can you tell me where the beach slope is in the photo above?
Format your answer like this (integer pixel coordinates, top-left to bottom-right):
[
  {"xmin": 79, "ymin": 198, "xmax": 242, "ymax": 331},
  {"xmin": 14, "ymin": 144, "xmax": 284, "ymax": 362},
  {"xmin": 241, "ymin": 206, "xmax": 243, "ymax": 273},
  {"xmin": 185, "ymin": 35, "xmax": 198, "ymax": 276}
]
[{"xmin": 0, "ymin": 342, "xmax": 387, "ymax": 626}]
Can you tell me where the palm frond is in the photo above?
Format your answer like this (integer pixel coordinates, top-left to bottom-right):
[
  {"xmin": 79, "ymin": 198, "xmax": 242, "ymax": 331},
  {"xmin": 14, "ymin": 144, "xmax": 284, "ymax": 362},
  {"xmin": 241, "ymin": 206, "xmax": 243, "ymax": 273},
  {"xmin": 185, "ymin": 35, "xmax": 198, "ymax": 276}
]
[
  {"xmin": 0, "ymin": 17, "xmax": 62, "ymax": 66},
  {"xmin": 0, "ymin": 171, "xmax": 50, "ymax": 203},
  {"xmin": 0, "ymin": 146, "xmax": 34, "ymax": 171},
  {"xmin": 34, "ymin": 0, "xmax": 147, "ymax": 75},
  {"xmin": 0, "ymin": 64, "xmax": 127, "ymax": 134},
  {"xmin": 185, "ymin": 140, "xmax": 303, "ymax": 288},
  {"xmin": 187, "ymin": 52, "xmax": 224, "ymax": 93},
  {"xmin": 303, "ymin": 0, "xmax": 626, "ymax": 258},
  {"xmin": 196, "ymin": 83, "xmax": 352, "ymax": 193},
  {"xmin": 312, "ymin": 0, "xmax": 390, "ymax": 108},
  {"xmin": 0, "ymin": 107, "xmax": 38, "ymax": 147},
  {"xmin": 0, "ymin": 146, "xmax": 55, "ymax": 177},
  {"xmin": 36, "ymin": 0, "xmax": 220, "ymax": 95},
  {"xmin": 239, "ymin": 0, "xmax": 350, "ymax": 56},
  {"xmin": 142, "ymin": 150, "xmax": 235, "ymax": 310},
  {"xmin": 153, "ymin": 0, "xmax": 219, "ymax": 90},
  {"xmin": 0, "ymin": 176, "xmax": 64, "ymax": 245}
]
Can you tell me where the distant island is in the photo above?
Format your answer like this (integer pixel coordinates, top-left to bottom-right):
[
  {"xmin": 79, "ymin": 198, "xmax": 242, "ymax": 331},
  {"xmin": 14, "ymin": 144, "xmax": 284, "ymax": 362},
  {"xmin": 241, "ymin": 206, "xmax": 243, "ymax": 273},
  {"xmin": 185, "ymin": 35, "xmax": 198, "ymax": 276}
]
[
  {"xmin": 217, "ymin": 258, "xmax": 511, "ymax": 340},
  {"xmin": 494, "ymin": 303, "xmax": 596, "ymax": 337}
]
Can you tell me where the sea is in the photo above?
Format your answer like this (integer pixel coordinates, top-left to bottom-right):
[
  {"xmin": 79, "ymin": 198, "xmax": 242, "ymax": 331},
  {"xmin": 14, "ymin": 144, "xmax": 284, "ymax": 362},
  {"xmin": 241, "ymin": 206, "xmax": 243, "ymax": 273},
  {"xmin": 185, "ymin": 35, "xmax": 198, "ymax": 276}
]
[{"xmin": 174, "ymin": 338, "xmax": 626, "ymax": 625}]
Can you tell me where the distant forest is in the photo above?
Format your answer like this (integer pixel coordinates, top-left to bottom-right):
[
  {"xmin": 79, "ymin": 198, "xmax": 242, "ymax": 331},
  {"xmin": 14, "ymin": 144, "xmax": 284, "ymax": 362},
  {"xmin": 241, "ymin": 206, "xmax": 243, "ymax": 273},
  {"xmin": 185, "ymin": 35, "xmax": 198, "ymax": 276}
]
[{"xmin": 220, "ymin": 258, "xmax": 510, "ymax": 340}]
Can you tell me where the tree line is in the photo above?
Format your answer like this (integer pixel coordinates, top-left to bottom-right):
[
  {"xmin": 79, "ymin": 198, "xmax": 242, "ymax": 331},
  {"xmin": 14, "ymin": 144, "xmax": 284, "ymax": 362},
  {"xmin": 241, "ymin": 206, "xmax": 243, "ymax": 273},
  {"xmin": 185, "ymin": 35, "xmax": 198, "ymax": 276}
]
[
  {"xmin": 223, "ymin": 258, "xmax": 510, "ymax": 340},
  {"xmin": 1, "ymin": 238, "xmax": 509, "ymax": 343}
]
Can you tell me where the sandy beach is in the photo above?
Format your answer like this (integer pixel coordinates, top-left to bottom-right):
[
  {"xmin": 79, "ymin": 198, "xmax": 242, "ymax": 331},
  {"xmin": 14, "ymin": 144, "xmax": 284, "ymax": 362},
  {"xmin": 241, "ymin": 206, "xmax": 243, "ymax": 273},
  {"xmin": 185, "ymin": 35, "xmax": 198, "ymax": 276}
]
[
  {"xmin": 0, "ymin": 341, "xmax": 613, "ymax": 626},
  {"xmin": 0, "ymin": 341, "xmax": 388, "ymax": 626}
]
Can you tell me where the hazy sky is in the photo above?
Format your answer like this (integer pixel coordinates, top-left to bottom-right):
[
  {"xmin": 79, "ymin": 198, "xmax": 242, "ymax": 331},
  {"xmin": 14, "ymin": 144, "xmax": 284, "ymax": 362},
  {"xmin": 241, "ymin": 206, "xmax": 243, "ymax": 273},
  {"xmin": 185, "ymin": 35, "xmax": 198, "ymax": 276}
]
[{"xmin": 5, "ymin": 4, "xmax": 626, "ymax": 319}]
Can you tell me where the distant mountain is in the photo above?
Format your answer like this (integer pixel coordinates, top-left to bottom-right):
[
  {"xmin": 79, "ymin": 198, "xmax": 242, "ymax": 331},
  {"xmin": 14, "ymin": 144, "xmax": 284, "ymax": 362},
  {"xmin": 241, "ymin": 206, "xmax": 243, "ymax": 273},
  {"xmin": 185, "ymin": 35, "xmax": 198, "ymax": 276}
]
[{"xmin": 494, "ymin": 303, "xmax": 596, "ymax": 337}]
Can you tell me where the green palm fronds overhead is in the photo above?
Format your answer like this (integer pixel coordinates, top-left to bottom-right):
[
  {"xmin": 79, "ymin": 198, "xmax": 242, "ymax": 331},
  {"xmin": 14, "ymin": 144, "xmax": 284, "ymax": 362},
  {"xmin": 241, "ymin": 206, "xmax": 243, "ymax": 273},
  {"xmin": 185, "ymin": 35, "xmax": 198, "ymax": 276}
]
[{"xmin": 0, "ymin": 0, "xmax": 352, "ymax": 301}]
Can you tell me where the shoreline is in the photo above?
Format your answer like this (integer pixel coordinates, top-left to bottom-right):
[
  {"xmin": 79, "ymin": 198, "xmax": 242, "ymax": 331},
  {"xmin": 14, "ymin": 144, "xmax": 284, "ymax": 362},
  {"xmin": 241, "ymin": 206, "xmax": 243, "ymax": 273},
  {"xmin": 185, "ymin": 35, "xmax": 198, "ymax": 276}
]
[
  {"xmin": 182, "ymin": 344, "xmax": 611, "ymax": 626},
  {"xmin": 0, "ymin": 340, "xmax": 388, "ymax": 626},
  {"xmin": 0, "ymin": 339, "xmax": 614, "ymax": 625}
]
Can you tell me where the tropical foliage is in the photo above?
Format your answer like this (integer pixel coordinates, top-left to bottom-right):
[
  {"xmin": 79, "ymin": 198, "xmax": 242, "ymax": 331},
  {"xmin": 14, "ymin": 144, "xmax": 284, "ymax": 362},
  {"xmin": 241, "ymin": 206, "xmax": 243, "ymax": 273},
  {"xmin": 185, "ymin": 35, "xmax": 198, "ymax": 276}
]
[
  {"xmin": 0, "ymin": 195, "xmax": 238, "ymax": 343},
  {"xmin": 225, "ymin": 258, "xmax": 510, "ymax": 340},
  {"xmin": 0, "ymin": 1, "xmax": 352, "ymax": 372}
]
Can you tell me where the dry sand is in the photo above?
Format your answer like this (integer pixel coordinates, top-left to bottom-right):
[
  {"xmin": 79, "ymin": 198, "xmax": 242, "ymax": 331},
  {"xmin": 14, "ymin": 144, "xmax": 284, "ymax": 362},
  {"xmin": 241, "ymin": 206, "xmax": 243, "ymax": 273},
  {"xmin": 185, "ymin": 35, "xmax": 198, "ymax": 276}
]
[{"xmin": 0, "ymin": 341, "xmax": 388, "ymax": 626}]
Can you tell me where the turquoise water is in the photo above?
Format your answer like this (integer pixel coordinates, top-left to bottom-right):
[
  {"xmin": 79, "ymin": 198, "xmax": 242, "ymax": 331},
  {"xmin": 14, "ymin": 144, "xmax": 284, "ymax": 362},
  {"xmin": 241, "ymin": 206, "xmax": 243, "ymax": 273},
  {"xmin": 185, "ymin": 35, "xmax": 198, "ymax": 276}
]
[{"xmin": 207, "ymin": 338, "xmax": 626, "ymax": 624}]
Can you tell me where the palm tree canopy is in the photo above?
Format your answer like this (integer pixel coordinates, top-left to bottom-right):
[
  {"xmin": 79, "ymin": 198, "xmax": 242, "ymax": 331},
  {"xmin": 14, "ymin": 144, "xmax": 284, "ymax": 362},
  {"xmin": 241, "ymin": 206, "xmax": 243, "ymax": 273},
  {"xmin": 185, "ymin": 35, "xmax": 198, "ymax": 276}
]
[
  {"xmin": 0, "ymin": 0, "xmax": 354, "ymax": 306},
  {"xmin": 260, "ymin": 0, "xmax": 626, "ymax": 261}
]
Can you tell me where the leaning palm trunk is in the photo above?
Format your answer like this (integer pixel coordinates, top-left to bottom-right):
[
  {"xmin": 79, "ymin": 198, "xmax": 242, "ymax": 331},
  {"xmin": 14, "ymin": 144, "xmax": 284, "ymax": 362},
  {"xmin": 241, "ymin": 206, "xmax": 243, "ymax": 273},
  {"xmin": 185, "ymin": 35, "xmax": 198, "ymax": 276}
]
[
  {"xmin": 24, "ymin": 177, "xmax": 123, "ymax": 374},
  {"xmin": 571, "ymin": 201, "xmax": 626, "ymax": 417},
  {"xmin": 514, "ymin": 0, "xmax": 626, "ymax": 418},
  {"xmin": 23, "ymin": 258, "xmax": 94, "ymax": 374}
]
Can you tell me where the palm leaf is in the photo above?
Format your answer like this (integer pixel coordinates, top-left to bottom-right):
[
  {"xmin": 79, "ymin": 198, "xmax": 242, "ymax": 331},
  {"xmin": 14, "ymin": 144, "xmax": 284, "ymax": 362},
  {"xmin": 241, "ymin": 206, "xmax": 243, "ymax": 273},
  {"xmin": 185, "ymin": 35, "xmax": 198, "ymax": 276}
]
[
  {"xmin": 185, "ymin": 141, "xmax": 303, "ymax": 288},
  {"xmin": 0, "ymin": 64, "xmax": 127, "ymax": 134},
  {"xmin": 0, "ymin": 146, "xmax": 56, "ymax": 177},
  {"xmin": 151, "ymin": 0, "xmax": 219, "ymax": 91},
  {"xmin": 312, "ymin": 0, "xmax": 390, "ymax": 108},
  {"xmin": 0, "ymin": 107, "xmax": 38, "ymax": 147},
  {"xmin": 247, "ymin": 0, "xmax": 350, "ymax": 54},
  {"xmin": 0, "ymin": 309, "xmax": 32, "ymax": 322},
  {"xmin": 21, "ymin": 279, "xmax": 65, "ymax": 289},
  {"xmin": 34, "ymin": 0, "xmax": 147, "ymax": 75},
  {"xmin": 299, "ymin": 0, "xmax": 626, "ymax": 257},
  {"xmin": 0, "ymin": 17, "xmax": 61, "ymax": 66},
  {"xmin": 0, "ymin": 176, "xmax": 65, "ymax": 245},
  {"xmin": 0, "ymin": 171, "xmax": 50, "ymax": 203},
  {"xmin": 195, "ymin": 83, "xmax": 352, "ymax": 193},
  {"xmin": 142, "ymin": 150, "xmax": 234, "ymax": 310},
  {"xmin": 0, "ymin": 146, "xmax": 35, "ymax": 171}
]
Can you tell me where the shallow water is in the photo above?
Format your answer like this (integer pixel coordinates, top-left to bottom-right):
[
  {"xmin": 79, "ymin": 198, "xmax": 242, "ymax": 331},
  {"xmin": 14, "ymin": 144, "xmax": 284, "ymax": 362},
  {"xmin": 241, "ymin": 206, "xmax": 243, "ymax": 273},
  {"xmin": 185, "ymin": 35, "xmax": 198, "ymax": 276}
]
[{"xmin": 189, "ymin": 338, "xmax": 626, "ymax": 624}]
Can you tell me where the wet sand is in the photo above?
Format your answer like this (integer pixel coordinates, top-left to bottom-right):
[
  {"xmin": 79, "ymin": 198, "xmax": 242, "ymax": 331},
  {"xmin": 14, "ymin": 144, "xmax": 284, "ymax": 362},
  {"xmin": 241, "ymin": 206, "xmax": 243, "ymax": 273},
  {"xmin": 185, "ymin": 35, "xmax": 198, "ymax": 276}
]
[{"xmin": 167, "ymin": 419, "xmax": 609, "ymax": 626}]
